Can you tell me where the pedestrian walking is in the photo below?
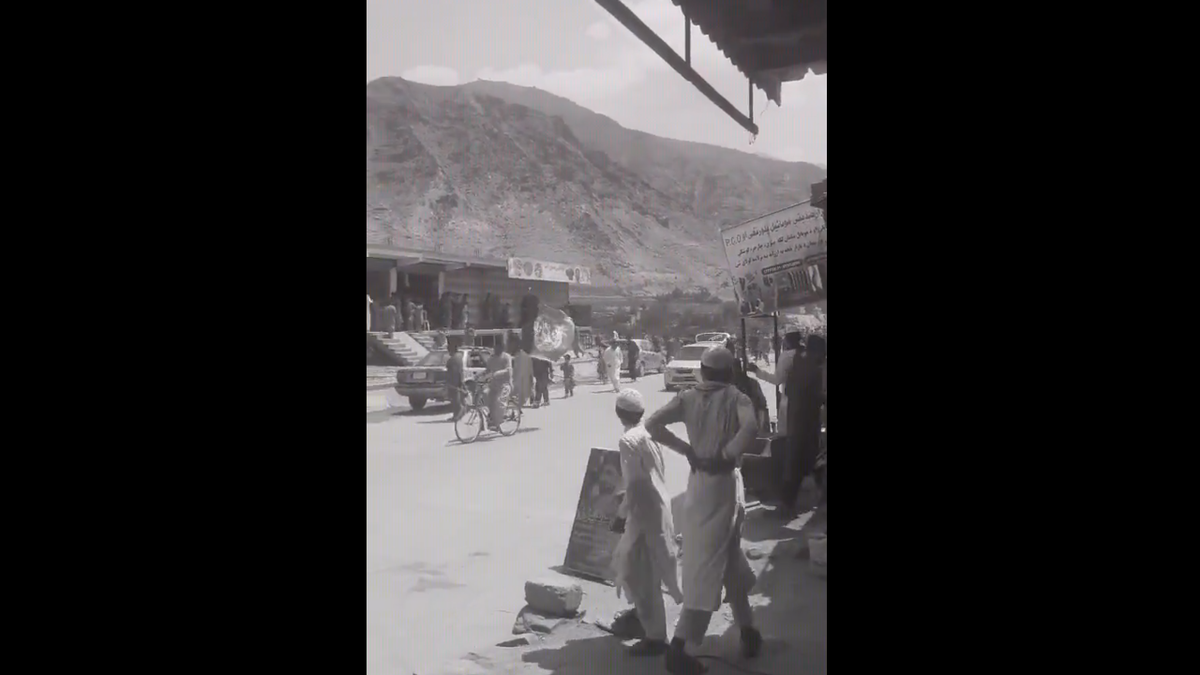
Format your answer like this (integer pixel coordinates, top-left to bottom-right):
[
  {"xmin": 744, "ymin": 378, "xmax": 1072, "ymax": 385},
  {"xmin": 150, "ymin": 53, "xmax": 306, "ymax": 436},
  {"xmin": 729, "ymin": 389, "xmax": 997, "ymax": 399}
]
[
  {"xmin": 627, "ymin": 338, "xmax": 641, "ymax": 382},
  {"xmin": 596, "ymin": 339, "xmax": 608, "ymax": 383},
  {"xmin": 532, "ymin": 357, "xmax": 551, "ymax": 408},
  {"xmin": 561, "ymin": 354, "xmax": 575, "ymax": 397},
  {"xmin": 644, "ymin": 346, "xmax": 762, "ymax": 674},
  {"xmin": 514, "ymin": 346, "xmax": 534, "ymax": 408},
  {"xmin": 604, "ymin": 340, "xmax": 623, "ymax": 392},
  {"xmin": 445, "ymin": 341, "xmax": 465, "ymax": 422},
  {"xmin": 610, "ymin": 389, "xmax": 684, "ymax": 657},
  {"xmin": 382, "ymin": 300, "xmax": 398, "ymax": 339}
]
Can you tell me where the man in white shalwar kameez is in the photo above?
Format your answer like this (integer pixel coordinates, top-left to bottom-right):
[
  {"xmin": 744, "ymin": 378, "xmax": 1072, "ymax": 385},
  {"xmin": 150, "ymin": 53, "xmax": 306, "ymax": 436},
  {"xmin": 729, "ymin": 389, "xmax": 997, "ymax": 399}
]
[
  {"xmin": 603, "ymin": 342, "xmax": 623, "ymax": 392},
  {"xmin": 746, "ymin": 330, "xmax": 802, "ymax": 436},
  {"xmin": 645, "ymin": 346, "xmax": 762, "ymax": 674},
  {"xmin": 609, "ymin": 388, "xmax": 684, "ymax": 656}
]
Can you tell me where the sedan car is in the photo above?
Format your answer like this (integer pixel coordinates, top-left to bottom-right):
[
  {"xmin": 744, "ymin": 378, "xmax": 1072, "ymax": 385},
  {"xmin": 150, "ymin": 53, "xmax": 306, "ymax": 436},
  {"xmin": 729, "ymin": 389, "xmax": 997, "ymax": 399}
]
[
  {"xmin": 394, "ymin": 348, "xmax": 488, "ymax": 410},
  {"xmin": 663, "ymin": 341, "xmax": 724, "ymax": 391},
  {"xmin": 617, "ymin": 339, "xmax": 666, "ymax": 377}
]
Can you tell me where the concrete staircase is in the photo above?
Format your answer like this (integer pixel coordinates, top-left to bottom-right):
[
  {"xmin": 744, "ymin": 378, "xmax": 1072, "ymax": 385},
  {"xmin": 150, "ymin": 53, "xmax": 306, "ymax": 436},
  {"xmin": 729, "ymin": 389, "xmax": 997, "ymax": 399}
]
[
  {"xmin": 367, "ymin": 332, "xmax": 430, "ymax": 366},
  {"xmin": 409, "ymin": 332, "xmax": 439, "ymax": 352}
]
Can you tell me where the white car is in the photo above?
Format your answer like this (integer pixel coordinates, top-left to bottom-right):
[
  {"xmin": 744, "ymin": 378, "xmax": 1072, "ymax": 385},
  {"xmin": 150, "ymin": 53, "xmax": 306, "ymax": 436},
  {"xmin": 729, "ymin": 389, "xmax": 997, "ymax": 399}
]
[
  {"xmin": 695, "ymin": 332, "xmax": 732, "ymax": 344},
  {"xmin": 664, "ymin": 341, "xmax": 725, "ymax": 391}
]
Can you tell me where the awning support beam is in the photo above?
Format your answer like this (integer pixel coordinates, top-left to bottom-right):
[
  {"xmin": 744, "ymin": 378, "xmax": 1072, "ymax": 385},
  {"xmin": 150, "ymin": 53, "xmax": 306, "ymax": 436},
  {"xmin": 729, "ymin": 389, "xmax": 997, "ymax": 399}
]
[
  {"xmin": 684, "ymin": 11, "xmax": 691, "ymax": 64},
  {"xmin": 595, "ymin": 0, "xmax": 758, "ymax": 135}
]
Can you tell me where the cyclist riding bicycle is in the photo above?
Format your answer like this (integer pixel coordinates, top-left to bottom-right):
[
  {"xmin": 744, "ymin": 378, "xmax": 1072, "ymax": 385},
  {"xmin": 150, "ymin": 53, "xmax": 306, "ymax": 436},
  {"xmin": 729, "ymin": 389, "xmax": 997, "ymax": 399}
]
[{"xmin": 481, "ymin": 338, "xmax": 514, "ymax": 431}]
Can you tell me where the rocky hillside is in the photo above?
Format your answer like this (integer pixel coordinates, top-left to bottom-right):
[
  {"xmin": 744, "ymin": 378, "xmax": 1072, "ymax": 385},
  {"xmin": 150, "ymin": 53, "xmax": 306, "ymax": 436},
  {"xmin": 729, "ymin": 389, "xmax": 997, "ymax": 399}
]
[{"xmin": 366, "ymin": 77, "xmax": 825, "ymax": 294}]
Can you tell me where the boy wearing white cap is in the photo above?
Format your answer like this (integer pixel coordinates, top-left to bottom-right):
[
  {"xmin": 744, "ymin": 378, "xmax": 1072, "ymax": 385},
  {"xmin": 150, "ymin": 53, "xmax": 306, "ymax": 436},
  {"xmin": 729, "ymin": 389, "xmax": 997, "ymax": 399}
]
[
  {"xmin": 644, "ymin": 346, "xmax": 762, "ymax": 674},
  {"xmin": 610, "ymin": 389, "xmax": 683, "ymax": 657}
]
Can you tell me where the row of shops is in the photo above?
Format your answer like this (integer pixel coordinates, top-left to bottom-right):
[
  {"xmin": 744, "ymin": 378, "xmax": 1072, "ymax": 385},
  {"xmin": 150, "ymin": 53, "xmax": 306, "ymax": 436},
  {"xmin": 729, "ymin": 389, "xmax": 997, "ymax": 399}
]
[{"xmin": 367, "ymin": 245, "xmax": 592, "ymax": 340}]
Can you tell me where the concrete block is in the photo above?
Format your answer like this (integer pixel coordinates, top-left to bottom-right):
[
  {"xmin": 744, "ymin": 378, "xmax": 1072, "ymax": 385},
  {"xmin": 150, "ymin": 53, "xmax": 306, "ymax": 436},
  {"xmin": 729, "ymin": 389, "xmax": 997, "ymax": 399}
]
[{"xmin": 524, "ymin": 576, "xmax": 583, "ymax": 617}]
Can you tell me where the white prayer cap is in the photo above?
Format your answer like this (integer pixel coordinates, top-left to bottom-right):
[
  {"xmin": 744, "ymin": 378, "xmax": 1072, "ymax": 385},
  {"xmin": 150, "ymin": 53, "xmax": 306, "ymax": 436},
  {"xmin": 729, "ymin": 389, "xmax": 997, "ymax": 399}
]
[
  {"xmin": 615, "ymin": 389, "xmax": 645, "ymax": 413},
  {"xmin": 701, "ymin": 346, "xmax": 736, "ymax": 370}
]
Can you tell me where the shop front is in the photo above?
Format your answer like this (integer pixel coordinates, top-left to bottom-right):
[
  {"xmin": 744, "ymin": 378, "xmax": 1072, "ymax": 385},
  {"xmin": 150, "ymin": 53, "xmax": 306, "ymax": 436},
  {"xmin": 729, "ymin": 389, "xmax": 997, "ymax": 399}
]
[{"xmin": 366, "ymin": 246, "xmax": 575, "ymax": 336}]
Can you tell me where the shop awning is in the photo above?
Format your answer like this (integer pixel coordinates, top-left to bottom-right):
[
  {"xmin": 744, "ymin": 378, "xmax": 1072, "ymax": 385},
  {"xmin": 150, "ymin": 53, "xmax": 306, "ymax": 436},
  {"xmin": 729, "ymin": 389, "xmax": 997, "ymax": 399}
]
[
  {"xmin": 594, "ymin": 0, "xmax": 826, "ymax": 134},
  {"xmin": 366, "ymin": 245, "xmax": 509, "ymax": 272}
]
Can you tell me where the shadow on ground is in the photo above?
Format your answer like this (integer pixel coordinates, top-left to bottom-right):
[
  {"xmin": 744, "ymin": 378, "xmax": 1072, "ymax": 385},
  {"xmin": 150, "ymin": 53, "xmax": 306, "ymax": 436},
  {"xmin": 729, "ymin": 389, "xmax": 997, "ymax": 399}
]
[
  {"xmin": 446, "ymin": 427, "xmax": 542, "ymax": 446},
  {"xmin": 513, "ymin": 510, "xmax": 826, "ymax": 675},
  {"xmin": 520, "ymin": 634, "xmax": 634, "ymax": 674},
  {"xmin": 366, "ymin": 403, "xmax": 451, "ymax": 424}
]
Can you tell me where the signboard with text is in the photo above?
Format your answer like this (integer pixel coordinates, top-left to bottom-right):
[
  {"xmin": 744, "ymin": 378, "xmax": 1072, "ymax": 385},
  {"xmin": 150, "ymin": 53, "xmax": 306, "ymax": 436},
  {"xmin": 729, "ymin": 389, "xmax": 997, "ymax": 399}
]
[
  {"xmin": 562, "ymin": 447, "xmax": 623, "ymax": 582},
  {"xmin": 721, "ymin": 200, "xmax": 827, "ymax": 315},
  {"xmin": 508, "ymin": 257, "xmax": 592, "ymax": 285}
]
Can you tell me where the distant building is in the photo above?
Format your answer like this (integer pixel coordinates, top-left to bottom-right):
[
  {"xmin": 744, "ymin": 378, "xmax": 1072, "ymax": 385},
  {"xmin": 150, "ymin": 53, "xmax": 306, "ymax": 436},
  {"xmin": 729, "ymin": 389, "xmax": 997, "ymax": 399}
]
[{"xmin": 366, "ymin": 245, "xmax": 572, "ymax": 333}]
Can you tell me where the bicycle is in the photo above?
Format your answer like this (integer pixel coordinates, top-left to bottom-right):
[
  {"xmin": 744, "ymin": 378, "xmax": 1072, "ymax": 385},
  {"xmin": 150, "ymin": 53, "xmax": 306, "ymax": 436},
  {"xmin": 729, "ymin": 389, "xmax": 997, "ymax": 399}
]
[{"xmin": 453, "ymin": 378, "xmax": 522, "ymax": 444}]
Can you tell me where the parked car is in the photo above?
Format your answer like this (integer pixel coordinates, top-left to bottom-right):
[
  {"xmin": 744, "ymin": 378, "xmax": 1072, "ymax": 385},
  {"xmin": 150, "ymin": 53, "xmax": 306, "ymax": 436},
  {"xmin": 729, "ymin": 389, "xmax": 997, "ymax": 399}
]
[
  {"xmin": 394, "ymin": 348, "xmax": 488, "ymax": 410},
  {"xmin": 664, "ymin": 341, "xmax": 724, "ymax": 391},
  {"xmin": 617, "ymin": 338, "xmax": 666, "ymax": 377}
]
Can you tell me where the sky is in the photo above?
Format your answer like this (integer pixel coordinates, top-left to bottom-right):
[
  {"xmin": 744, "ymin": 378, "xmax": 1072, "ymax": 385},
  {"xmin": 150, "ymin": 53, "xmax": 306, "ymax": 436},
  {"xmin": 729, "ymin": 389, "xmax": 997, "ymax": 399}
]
[{"xmin": 366, "ymin": 0, "xmax": 827, "ymax": 166}]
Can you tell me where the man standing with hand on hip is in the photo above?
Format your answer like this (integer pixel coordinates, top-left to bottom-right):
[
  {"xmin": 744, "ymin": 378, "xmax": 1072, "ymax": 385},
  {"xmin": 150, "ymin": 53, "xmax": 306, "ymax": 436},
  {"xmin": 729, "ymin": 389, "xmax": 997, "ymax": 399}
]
[{"xmin": 644, "ymin": 346, "xmax": 762, "ymax": 674}]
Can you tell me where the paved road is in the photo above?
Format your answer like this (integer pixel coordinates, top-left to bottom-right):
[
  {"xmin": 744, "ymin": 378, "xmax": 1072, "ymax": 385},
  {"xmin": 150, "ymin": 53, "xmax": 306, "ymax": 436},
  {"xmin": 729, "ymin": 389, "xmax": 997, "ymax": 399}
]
[{"xmin": 367, "ymin": 362, "xmax": 782, "ymax": 675}]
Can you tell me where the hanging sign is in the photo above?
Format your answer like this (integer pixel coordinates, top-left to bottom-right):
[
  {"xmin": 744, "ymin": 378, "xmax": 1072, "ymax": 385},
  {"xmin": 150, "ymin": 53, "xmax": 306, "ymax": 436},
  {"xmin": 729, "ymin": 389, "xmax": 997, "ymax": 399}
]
[{"xmin": 721, "ymin": 200, "xmax": 827, "ymax": 315}]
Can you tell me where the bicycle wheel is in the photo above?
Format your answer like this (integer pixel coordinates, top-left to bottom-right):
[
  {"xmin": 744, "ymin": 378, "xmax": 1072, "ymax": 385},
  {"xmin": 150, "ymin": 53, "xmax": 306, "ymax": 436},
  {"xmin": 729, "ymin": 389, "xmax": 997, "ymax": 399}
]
[
  {"xmin": 455, "ymin": 407, "xmax": 484, "ymax": 444},
  {"xmin": 498, "ymin": 400, "xmax": 522, "ymax": 436}
]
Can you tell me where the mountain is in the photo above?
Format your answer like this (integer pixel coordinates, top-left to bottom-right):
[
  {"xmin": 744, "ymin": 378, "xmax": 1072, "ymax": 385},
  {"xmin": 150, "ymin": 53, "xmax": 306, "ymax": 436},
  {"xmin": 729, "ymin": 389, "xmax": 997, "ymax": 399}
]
[{"xmin": 366, "ymin": 77, "xmax": 826, "ymax": 295}]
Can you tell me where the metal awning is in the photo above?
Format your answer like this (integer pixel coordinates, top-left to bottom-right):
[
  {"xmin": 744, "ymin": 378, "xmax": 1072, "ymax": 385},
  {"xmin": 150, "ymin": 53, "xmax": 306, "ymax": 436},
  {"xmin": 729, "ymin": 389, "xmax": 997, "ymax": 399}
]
[
  {"xmin": 366, "ymin": 245, "xmax": 508, "ymax": 272},
  {"xmin": 595, "ymin": 0, "xmax": 826, "ymax": 134}
]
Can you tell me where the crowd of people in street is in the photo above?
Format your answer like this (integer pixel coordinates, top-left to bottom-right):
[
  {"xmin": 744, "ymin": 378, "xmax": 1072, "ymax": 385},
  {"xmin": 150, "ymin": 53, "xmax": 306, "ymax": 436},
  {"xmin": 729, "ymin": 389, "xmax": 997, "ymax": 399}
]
[{"xmin": 603, "ymin": 330, "xmax": 826, "ymax": 673}]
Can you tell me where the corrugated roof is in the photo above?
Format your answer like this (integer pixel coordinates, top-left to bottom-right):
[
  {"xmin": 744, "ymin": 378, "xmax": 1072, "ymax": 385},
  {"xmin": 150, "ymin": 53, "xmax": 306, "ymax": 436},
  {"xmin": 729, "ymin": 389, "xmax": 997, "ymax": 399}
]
[{"xmin": 670, "ymin": 0, "xmax": 827, "ymax": 106}]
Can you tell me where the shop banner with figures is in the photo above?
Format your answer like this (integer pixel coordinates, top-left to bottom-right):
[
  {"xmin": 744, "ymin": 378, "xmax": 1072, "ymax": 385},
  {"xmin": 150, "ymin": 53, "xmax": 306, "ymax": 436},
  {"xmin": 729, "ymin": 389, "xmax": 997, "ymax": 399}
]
[
  {"xmin": 508, "ymin": 257, "xmax": 592, "ymax": 285},
  {"xmin": 721, "ymin": 199, "xmax": 827, "ymax": 315}
]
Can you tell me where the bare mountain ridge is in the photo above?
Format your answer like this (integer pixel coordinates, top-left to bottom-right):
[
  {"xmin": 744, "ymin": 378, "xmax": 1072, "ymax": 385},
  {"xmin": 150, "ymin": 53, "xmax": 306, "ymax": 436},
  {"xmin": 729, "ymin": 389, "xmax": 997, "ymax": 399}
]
[{"xmin": 367, "ymin": 77, "xmax": 825, "ymax": 294}]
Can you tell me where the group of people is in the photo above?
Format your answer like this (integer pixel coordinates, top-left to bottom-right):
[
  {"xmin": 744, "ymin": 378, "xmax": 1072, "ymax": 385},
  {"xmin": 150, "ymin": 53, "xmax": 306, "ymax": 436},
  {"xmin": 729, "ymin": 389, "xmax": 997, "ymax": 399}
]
[
  {"xmin": 606, "ymin": 331, "xmax": 826, "ymax": 673},
  {"xmin": 744, "ymin": 329, "xmax": 828, "ymax": 519},
  {"xmin": 607, "ymin": 344, "xmax": 764, "ymax": 674},
  {"xmin": 595, "ymin": 332, "xmax": 661, "ymax": 390},
  {"xmin": 367, "ymin": 290, "xmax": 529, "ymax": 337},
  {"xmin": 443, "ymin": 332, "xmax": 579, "ymax": 428},
  {"xmin": 367, "ymin": 293, "xmax": 431, "ymax": 336}
]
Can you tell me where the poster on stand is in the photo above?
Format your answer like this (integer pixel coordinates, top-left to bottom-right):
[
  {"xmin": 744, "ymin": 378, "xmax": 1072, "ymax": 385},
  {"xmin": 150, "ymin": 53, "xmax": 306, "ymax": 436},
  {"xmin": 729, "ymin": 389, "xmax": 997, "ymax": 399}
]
[
  {"xmin": 721, "ymin": 200, "xmax": 827, "ymax": 315},
  {"xmin": 562, "ymin": 447, "xmax": 624, "ymax": 582},
  {"xmin": 508, "ymin": 257, "xmax": 592, "ymax": 285}
]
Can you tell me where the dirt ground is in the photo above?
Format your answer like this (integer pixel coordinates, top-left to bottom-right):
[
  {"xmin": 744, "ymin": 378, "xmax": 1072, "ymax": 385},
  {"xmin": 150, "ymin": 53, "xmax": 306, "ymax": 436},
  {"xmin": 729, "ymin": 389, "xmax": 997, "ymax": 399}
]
[{"xmin": 428, "ymin": 510, "xmax": 826, "ymax": 675}]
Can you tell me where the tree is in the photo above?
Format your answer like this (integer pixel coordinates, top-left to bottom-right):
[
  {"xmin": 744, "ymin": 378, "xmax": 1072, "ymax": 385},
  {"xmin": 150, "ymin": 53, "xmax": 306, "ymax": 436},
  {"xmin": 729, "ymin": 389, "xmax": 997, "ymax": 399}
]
[
  {"xmin": 642, "ymin": 299, "xmax": 670, "ymax": 335},
  {"xmin": 721, "ymin": 300, "xmax": 741, "ymax": 326}
]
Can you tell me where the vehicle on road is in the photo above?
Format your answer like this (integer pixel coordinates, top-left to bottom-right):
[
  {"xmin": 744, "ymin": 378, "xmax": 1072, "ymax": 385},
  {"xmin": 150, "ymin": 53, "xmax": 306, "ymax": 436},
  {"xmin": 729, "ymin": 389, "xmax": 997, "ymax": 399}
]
[
  {"xmin": 695, "ymin": 332, "xmax": 732, "ymax": 344},
  {"xmin": 664, "ymin": 341, "xmax": 724, "ymax": 391},
  {"xmin": 395, "ymin": 348, "xmax": 488, "ymax": 410},
  {"xmin": 453, "ymin": 379, "xmax": 522, "ymax": 443},
  {"xmin": 617, "ymin": 338, "xmax": 666, "ymax": 378}
]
